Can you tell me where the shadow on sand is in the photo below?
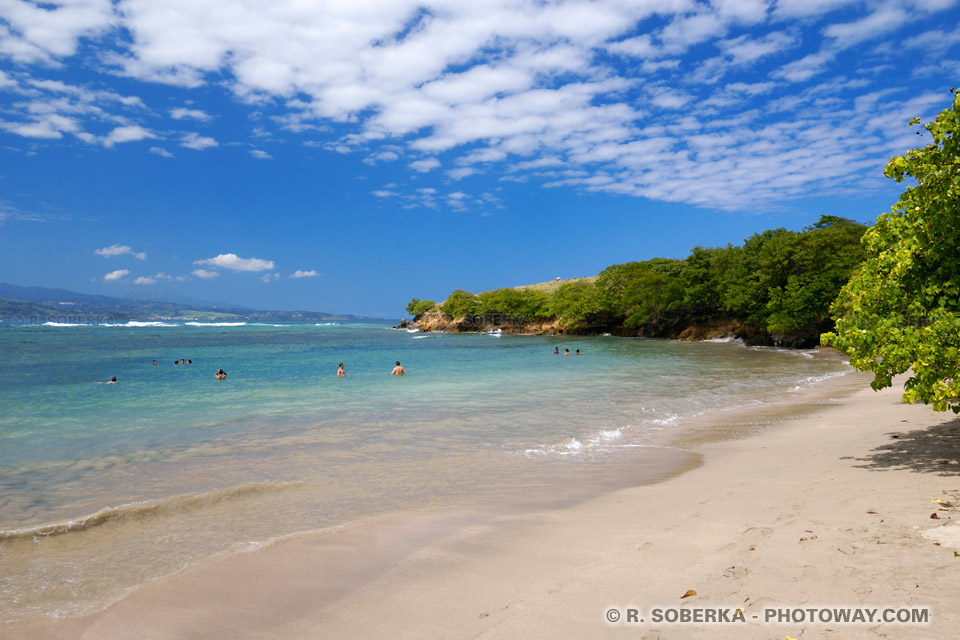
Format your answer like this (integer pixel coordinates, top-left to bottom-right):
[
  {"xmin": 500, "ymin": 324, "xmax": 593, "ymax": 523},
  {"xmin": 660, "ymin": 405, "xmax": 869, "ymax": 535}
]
[{"xmin": 856, "ymin": 418, "xmax": 960, "ymax": 476}]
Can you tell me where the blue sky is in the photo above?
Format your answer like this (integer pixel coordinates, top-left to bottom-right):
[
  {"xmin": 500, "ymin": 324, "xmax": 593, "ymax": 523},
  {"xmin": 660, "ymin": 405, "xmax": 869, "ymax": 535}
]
[{"xmin": 0, "ymin": 0, "xmax": 957, "ymax": 317}]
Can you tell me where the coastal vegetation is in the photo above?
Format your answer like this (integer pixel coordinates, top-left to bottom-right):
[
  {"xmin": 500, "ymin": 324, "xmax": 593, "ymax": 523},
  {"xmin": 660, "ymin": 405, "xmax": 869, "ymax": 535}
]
[
  {"xmin": 823, "ymin": 90, "xmax": 960, "ymax": 411},
  {"xmin": 407, "ymin": 214, "xmax": 867, "ymax": 347}
]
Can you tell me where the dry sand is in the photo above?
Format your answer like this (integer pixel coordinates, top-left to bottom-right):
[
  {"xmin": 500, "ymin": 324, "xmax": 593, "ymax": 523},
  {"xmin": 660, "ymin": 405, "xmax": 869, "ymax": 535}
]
[{"xmin": 8, "ymin": 375, "xmax": 960, "ymax": 640}]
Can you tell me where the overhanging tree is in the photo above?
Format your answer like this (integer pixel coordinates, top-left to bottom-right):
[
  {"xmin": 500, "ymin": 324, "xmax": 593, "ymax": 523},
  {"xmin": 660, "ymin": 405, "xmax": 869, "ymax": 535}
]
[{"xmin": 822, "ymin": 90, "xmax": 960, "ymax": 411}]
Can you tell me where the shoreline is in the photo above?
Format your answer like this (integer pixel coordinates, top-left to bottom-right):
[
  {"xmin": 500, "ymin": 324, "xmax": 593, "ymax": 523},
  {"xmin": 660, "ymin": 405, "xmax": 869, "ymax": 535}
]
[{"xmin": 8, "ymin": 373, "xmax": 960, "ymax": 638}]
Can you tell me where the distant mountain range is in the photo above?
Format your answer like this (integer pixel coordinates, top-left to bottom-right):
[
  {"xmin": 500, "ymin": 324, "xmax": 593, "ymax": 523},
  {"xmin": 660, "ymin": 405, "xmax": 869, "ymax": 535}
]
[{"xmin": 0, "ymin": 283, "xmax": 377, "ymax": 323}]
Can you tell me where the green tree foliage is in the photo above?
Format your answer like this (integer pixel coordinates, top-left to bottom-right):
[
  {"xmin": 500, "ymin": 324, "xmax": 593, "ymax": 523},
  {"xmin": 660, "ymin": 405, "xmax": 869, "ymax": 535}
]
[
  {"xmin": 597, "ymin": 259, "xmax": 684, "ymax": 328},
  {"xmin": 440, "ymin": 290, "xmax": 481, "ymax": 318},
  {"xmin": 823, "ymin": 90, "xmax": 960, "ymax": 411},
  {"xmin": 765, "ymin": 217, "xmax": 866, "ymax": 337},
  {"xmin": 680, "ymin": 246, "xmax": 722, "ymax": 310},
  {"xmin": 477, "ymin": 288, "xmax": 551, "ymax": 320},
  {"xmin": 405, "ymin": 298, "xmax": 437, "ymax": 318},
  {"xmin": 548, "ymin": 280, "xmax": 603, "ymax": 327},
  {"xmin": 418, "ymin": 219, "xmax": 866, "ymax": 342}
]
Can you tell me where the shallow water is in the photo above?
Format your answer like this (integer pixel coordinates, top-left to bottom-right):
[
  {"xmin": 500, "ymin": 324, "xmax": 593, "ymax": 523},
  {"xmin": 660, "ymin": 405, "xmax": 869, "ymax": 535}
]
[{"xmin": 0, "ymin": 322, "xmax": 851, "ymax": 621}]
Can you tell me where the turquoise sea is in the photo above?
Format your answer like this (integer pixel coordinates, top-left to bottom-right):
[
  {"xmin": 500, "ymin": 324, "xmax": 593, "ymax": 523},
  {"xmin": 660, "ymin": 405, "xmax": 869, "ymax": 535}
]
[{"xmin": 0, "ymin": 321, "xmax": 852, "ymax": 621}]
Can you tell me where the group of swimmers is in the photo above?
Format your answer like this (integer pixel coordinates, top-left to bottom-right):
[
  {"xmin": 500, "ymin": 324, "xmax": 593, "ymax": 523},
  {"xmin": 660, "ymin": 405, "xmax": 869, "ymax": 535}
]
[
  {"xmin": 112, "ymin": 359, "xmax": 407, "ymax": 383},
  {"xmin": 554, "ymin": 347, "xmax": 581, "ymax": 356},
  {"xmin": 337, "ymin": 361, "xmax": 407, "ymax": 377}
]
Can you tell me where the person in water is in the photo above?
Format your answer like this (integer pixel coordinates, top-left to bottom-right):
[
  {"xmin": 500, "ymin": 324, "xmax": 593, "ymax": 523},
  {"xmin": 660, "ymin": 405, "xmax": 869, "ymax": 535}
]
[
  {"xmin": 564, "ymin": 348, "xmax": 569, "ymax": 356},
  {"xmin": 215, "ymin": 369, "xmax": 227, "ymax": 380},
  {"xmin": 554, "ymin": 347, "xmax": 559, "ymax": 354},
  {"xmin": 107, "ymin": 376, "xmax": 117, "ymax": 384},
  {"xmin": 575, "ymin": 349, "xmax": 580, "ymax": 355},
  {"xmin": 187, "ymin": 360, "xmax": 192, "ymax": 365},
  {"xmin": 174, "ymin": 360, "xmax": 179, "ymax": 365},
  {"xmin": 337, "ymin": 362, "xmax": 346, "ymax": 377},
  {"xmin": 152, "ymin": 360, "xmax": 157, "ymax": 365},
  {"xmin": 391, "ymin": 361, "xmax": 406, "ymax": 376}
]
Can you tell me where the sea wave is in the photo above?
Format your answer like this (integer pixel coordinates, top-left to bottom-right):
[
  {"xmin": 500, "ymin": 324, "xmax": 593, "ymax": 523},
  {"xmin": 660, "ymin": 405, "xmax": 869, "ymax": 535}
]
[
  {"xmin": 790, "ymin": 369, "xmax": 850, "ymax": 391},
  {"xmin": 41, "ymin": 322, "xmax": 85, "ymax": 327},
  {"xmin": 315, "ymin": 322, "xmax": 340, "ymax": 326},
  {"xmin": 110, "ymin": 321, "xmax": 178, "ymax": 327},
  {"xmin": 701, "ymin": 336, "xmax": 744, "ymax": 344},
  {"xmin": 184, "ymin": 322, "xmax": 247, "ymax": 327},
  {"xmin": 522, "ymin": 430, "xmax": 668, "ymax": 458},
  {"xmin": 0, "ymin": 482, "xmax": 308, "ymax": 543}
]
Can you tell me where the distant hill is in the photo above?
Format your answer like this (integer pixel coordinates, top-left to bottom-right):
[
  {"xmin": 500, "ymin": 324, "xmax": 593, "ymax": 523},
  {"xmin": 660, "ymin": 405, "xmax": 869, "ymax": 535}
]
[{"xmin": 0, "ymin": 283, "xmax": 378, "ymax": 323}]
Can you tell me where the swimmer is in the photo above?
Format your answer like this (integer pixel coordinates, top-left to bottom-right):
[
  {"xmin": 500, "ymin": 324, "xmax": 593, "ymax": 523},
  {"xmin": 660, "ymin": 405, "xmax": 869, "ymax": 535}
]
[
  {"xmin": 391, "ymin": 361, "xmax": 406, "ymax": 376},
  {"xmin": 187, "ymin": 360, "xmax": 192, "ymax": 365},
  {"xmin": 174, "ymin": 360, "xmax": 179, "ymax": 365},
  {"xmin": 180, "ymin": 359, "xmax": 186, "ymax": 365},
  {"xmin": 554, "ymin": 347, "xmax": 559, "ymax": 354},
  {"xmin": 564, "ymin": 348, "xmax": 569, "ymax": 356},
  {"xmin": 575, "ymin": 349, "xmax": 580, "ymax": 355},
  {"xmin": 152, "ymin": 360, "xmax": 157, "ymax": 365},
  {"xmin": 215, "ymin": 369, "xmax": 227, "ymax": 380},
  {"xmin": 107, "ymin": 376, "xmax": 117, "ymax": 384},
  {"xmin": 337, "ymin": 362, "xmax": 346, "ymax": 377}
]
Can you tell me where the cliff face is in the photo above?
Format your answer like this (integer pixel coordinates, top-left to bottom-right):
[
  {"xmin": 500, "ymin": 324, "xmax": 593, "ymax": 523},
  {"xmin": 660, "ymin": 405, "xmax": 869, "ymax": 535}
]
[
  {"xmin": 411, "ymin": 311, "xmax": 823, "ymax": 347},
  {"xmin": 415, "ymin": 312, "xmax": 563, "ymax": 335}
]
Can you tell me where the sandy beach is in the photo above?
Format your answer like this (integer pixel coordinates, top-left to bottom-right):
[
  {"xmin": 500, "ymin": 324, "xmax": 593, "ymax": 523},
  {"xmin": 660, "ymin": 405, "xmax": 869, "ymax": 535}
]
[{"xmin": 8, "ymin": 373, "xmax": 960, "ymax": 640}]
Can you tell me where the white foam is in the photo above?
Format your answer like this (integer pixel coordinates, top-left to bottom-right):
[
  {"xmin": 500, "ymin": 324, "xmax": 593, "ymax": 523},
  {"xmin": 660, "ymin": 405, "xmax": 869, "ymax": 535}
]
[
  {"xmin": 589, "ymin": 428, "xmax": 623, "ymax": 444},
  {"xmin": 701, "ymin": 336, "xmax": 744, "ymax": 344},
  {"xmin": 184, "ymin": 322, "xmax": 246, "ymax": 327},
  {"xmin": 42, "ymin": 322, "xmax": 84, "ymax": 327},
  {"xmin": 315, "ymin": 322, "xmax": 339, "ymax": 326},
  {"xmin": 120, "ymin": 321, "xmax": 178, "ymax": 327},
  {"xmin": 790, "ymin": 370, "xmax": 850, "ymax": 391}
]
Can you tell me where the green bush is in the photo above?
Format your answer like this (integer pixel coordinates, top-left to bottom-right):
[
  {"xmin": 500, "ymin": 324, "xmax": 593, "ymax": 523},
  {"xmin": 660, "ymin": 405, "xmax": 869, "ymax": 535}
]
[
  {"xmin": 405, "ymin": 298, "xmax": 437, "ymax": 318},
  {"xmin": 440, "ymin": 290, "xmax": 481, "ymax": 318}
]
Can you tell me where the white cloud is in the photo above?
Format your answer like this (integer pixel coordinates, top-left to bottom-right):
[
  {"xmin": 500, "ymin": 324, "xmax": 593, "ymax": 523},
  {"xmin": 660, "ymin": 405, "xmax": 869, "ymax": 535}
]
[
  {"xmin": 103, "ymin": 125, "xmax": 154, "ymax": 147},
  {"xmin": 290, "ymin": 269, "xmax": 320, "ymax": 278},
  {"xmin": 103, "ymin": 269, "xmax": 130, "ymax": 281},
  {"xmin": 717, "ymin": 31, "xmax": 797, "ymax": 66},
  {"xmin": 96, "ymin": 244, "xmax": 146, "ymax": 260},
  {"xmin": 0, "ymin": 0, "xmax": 115, "ymax": 63},
  {"xmin": 194, "ymin": 253, "xmax": 274, "ymax": 271},
  {"xmin": 0, "ymin": 0, "xmax": 956, "ymax": 213},
  {"xmin": 824, "ymin": 5, "xmax": 911, "ymax": 49},
  {"xmin": 249, "ymin": 149, "xmax": 272, "ymax": 159},
  {"xmin": 170, "ymin": 107, "xmax": 212, "ymax": 121},
  {"xmin": 133, "ymin": 276, "xmax": 156, "ymax": 285},
  {"xmin": 902, "ymin": 25, "xmax": 960, "ymax": 55},
  {"xmin": 447, "ymin": 167, "xmax": 477, "ymax": 180},
  {"xmin": 180, "ymin": 132, "xmax": 218, "ymax": 150},
  {"xmin": 771, "ymin": 51, "xmax": 835, "ymax": 83},
  {"xmin": 191, "ymin": 268, "xmax": 220, "ymax": 279},
  {"xmin": 773, "ymin": 0, "xmax": 859, "ymax": 18},
  {"xmin": 409, "ymin": 157, "xmax": 441, "ymax": 172},
  {"xmin": 150, "ymin": 146, "xmax": 174, "ymax": 157},
  {"xmin": 649, "ymin": 88, "xmax": 695, "ymax": 109},
  {"xmin": 260, "ymin": 272, "xmax": 280, "ymax": 283},
  {"xmin": 607, "ymin": 34, "xmax": 659, "ymax": 58}
]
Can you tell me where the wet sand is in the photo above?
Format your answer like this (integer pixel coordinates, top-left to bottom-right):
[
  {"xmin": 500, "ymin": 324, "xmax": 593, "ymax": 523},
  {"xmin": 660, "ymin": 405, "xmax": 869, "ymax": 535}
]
[{"xmin": 8, "ymin": 374, "xmax": 960, "ymax": 639}]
